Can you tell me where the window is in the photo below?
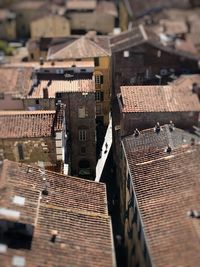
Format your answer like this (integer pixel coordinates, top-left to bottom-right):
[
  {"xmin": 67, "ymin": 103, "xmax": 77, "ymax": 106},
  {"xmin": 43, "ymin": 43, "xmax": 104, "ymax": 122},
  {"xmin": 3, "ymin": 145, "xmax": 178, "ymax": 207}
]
[
  {"xmin": 0, "ymin": 92, "xmax": 4, "ymax": 99},
  {"xmin": 96, "ymin": 104, "xmax": 102, "ymax": 115},
  {"xmin": 157, "ymin": 50, "xmax": 161, "ymax": 57},
  {"xmin": 80, "ymin": 146, "xmax": 86, "ymax": 154},
  {"xmin": 94, "ymin": 57, "xmax": 99, "ymax": 66},
  {"xmin": 123, "ymin": 50, "xmax": 129, "ymax": 57},
  {"xmin": 95, "ymin": 75, "xmax": 101, "ymax": 84},
  {"xmin": 79, "ymin": 129, "xmax": 87, "ymax": 141},
  {"xmin": 95, "ymin": 91, "xmax": 104, "ymax": 101},
  {"xmin": 95, "ymin": 75, "xmax": 103, "ymax": 85},
  {"xmin": 56, "ymin": 92, "xmax": 62, "ymax": 99},
  {"xmin": 78, "ymin": 106, "xmax": 88, "ymax": 118},
  {"xmin": 17, "ymin": 143, "xmax": 24, "ymax": 160},
  {"xmin": 35, "ymin": 99, "xmax": 39, "ymax": 105}
]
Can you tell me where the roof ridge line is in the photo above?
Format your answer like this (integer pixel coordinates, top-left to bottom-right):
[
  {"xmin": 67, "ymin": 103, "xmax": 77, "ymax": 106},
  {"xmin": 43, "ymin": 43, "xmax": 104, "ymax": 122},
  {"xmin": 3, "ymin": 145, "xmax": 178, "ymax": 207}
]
[{"xmin": 41, "ymin": 203, "xmax": 109, "ymax": 218}]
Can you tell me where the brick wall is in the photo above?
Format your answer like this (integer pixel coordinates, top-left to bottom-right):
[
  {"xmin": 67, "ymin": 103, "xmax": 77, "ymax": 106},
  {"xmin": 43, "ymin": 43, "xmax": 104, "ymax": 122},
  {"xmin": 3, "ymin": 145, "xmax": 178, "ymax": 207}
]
[
  {"xmin": 113, "ymin": 43, "xmax": 199, "ymax": 95},
  {"xmin": 121, "ymin": 111, "xmax": 199, "ymax": 136}
]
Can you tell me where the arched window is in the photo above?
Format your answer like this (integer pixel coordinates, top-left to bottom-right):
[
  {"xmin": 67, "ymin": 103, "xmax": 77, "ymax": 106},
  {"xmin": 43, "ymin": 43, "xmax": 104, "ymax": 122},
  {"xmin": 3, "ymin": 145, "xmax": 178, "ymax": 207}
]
[{"xmin": 79, "ymin": 160, "xmax": 90, "ymax": 169}]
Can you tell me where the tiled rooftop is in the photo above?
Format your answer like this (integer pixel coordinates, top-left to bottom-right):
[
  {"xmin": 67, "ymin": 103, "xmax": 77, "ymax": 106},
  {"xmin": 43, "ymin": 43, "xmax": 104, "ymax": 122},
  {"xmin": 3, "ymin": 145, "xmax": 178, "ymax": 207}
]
[
  {"xmin": 110, "ymin": 24, "xmax": 199, "ymax": 58},
  {"xmin": 0, "ymin": 109, "xmax": 64, "ymax": 139},
  {"xmin": 66, "ymin": 0, "xmax": 97, "ymax": 10},
  {"xmin": 47, "ymin": 37, "xmax": 110, "ymax": 60},
  {"xmin": 0, "ymin": 160, "xmax": 115, "ymax": 267},
  {"xmin": 119, "ymin": 76, "xmax": 200, "ymax": 113},
  {"xmin": 4, "ymin": 60, "xmax": 95, "ymax": 69},
  {"xmin": 123, "ymin": 137, "xmax": 200, "ymax": 267},
  {"xmin": 11, "ymin": 1, "xmax": 46, "ymax": 9},
  {"xmin": 0, "ymin": 67, "xmax": 33, "ymax": 95},
  {"xmin": 96, "ymin": 1, "xmax": 118, "ymax": 17},
  {"xmin": 122, "ymin": 124, "xmax": 200, "ymax": 157},
  {"xmin": 123, "ymin": 0, "xmax": 190, "ymax": 17},
  {"xmin": 47, "ymin": 35, "xmax": 111, "ymax": 59},
  {"xmin": 28, "ymin": 79, "xmax": 95, "ymax": 98}
]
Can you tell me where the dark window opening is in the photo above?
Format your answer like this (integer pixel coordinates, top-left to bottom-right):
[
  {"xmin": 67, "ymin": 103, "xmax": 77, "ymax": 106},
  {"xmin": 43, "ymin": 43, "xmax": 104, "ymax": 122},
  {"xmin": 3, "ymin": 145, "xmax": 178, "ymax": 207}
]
[
  {"xmin": 94, "ymin": 57, "xmax": 99, "ymax": 66},
  {"xmin": 0, "ymin": 220, "xmax": 33, "ymax": 250},
  {"xmin": 17, "ymin": 143, "xmax": 24, "ymax": 160},
  {"xmin": 35, "ymin": 99, "xmax": 39, "ymax": 105},
  {"xmin": 79, "ymin": 159, "xmax": 90, "ymax": 168},
  {"xmin": 80, "ymin": 146, "xmax": 86, "ymax": 154},
  {"xmin": 56, "ymin": 92, "xmax": 62, "ymax": 99}
]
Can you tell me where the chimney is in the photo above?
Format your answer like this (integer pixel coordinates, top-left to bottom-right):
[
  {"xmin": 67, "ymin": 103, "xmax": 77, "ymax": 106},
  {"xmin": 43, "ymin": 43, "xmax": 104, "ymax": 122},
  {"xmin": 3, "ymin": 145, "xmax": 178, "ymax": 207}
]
[
  {"xmin": 154, "ymin": 122, "xmax": 161, "ymax": 133},
  {"xmin": 43, "ymin": 87, "xmax": 48, "ymax": 99},
  {"xmin": 51, "ymin": 230, "xmax": 58, "ymax": 243},
  {"xmin": 39, "ymin": 57, "xmax": 44, "ymax": 65},
  {"xmin": 192, "ymin": 82, "xmax": 198, "ymax": 93},
  {"xmin": 166, "ymin": 145, "xmax": 172, "ymax": 153},
  {"xmin": 169, "ymin": 120, "xmax": 174, "ymax": 132},
  {"xmin": 192, "ymin": 82, "xmax": 200, "ymax": 100},
  {"xmin": 134, "ymin": 128, "xmax": 140, "ymax": 137}
]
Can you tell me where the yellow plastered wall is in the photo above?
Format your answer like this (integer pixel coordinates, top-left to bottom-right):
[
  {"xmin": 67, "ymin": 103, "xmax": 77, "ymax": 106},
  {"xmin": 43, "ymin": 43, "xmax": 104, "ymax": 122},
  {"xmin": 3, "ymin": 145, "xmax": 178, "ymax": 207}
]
[
  {"xmin": 95, "ymin": 56, "xmax": 111, "ymax": 126},
  {"xmin": 119, "ymin": 1, "xmax": 129, "ymax": 31}
]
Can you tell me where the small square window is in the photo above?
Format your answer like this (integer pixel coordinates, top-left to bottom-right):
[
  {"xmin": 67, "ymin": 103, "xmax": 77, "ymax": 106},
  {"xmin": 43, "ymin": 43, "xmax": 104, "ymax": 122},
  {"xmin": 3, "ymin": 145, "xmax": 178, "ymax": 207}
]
[
  {"xmin": 35, "ymin": 99, "xmax": 39, "ymax": 105},
  {"xmin": 80, "ymin": 146, "xmax": 86, "ymax": 154},
  {"xmin": 78, "ymin": 106, "xmax": 88, "ymax": 118},
  {"xmin": 123, "ymin": 51, "xmax": 129, "ymax": 57}
]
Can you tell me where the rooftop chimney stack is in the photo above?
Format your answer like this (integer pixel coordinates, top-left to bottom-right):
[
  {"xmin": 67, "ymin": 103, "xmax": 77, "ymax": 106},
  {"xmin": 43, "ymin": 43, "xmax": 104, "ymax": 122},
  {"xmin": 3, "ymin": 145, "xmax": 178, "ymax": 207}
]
[
  {"xmin": 154, "ymin": 122, "xmax": 161, "ymax": 133},
  {"xmin": 39, "ymin": 57, "xmax": 44, "ymax": 66},
  {"xmin": 51, "ymin": 230, "xmax": 58, "ymax": 243},
  {"xmin": 43, "ymin": 87, "xmax": 48, "ymax": 99},
  {"xmin": 134, "ymin": 128, "xmax": 140, "ymax": 137}
]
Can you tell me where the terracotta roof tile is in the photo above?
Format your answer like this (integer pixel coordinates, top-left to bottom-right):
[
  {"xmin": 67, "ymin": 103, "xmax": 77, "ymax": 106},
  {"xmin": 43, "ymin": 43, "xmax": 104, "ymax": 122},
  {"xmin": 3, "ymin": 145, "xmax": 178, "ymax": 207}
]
[
  {"xmin": 96, "ymin": 1, "xmax": 118, "ymax": 17},
  {"xmin": 0, "ymin": 160, "xmax": 115, "ymax": 267},
  {"xmin": 11, "ymin": 1, "xmax": 46, "ymax": 10},
  {"xmin": 0, "ymin": 67, "xmax": 33, "ymax": 95},
  {"xmin": 124, "ymin": 0, "xmax": 190, "ymax": 17},
  {"xmin": 29, "ymin": 79, "xmax": 95, "ymax": 98},
  {"xmin": 123, "ymin": 141, "xmax": 200, "ymax": 267},
  {"xmin": 66, "ymin": 0, "xmax": 97, "ymax": 10},
  {"xmin": 0, "ymin": 109, "xmax": 64, "ymax": 139},
  {"xmin": 48, "ymin": 37, "xmax": 110, "ymax": 60},
  {"xmin": 120, "ymin": 76, "xmax": 200, "ymax": 113}
]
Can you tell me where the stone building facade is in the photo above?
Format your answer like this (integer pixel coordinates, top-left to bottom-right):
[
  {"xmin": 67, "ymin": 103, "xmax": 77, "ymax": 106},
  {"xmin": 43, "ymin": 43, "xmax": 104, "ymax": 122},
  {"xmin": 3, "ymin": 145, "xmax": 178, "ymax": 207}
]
[
  {"xmin": 0, "ymin": 107, "xmax": 66, "ymax": 172},
  {"xmin": 59, "ymin": 90, "xmax": 96, "ymax": 179},
  {"xmin": 111, "ymin": 26, "xmax": 200, "ymax": 95}
]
